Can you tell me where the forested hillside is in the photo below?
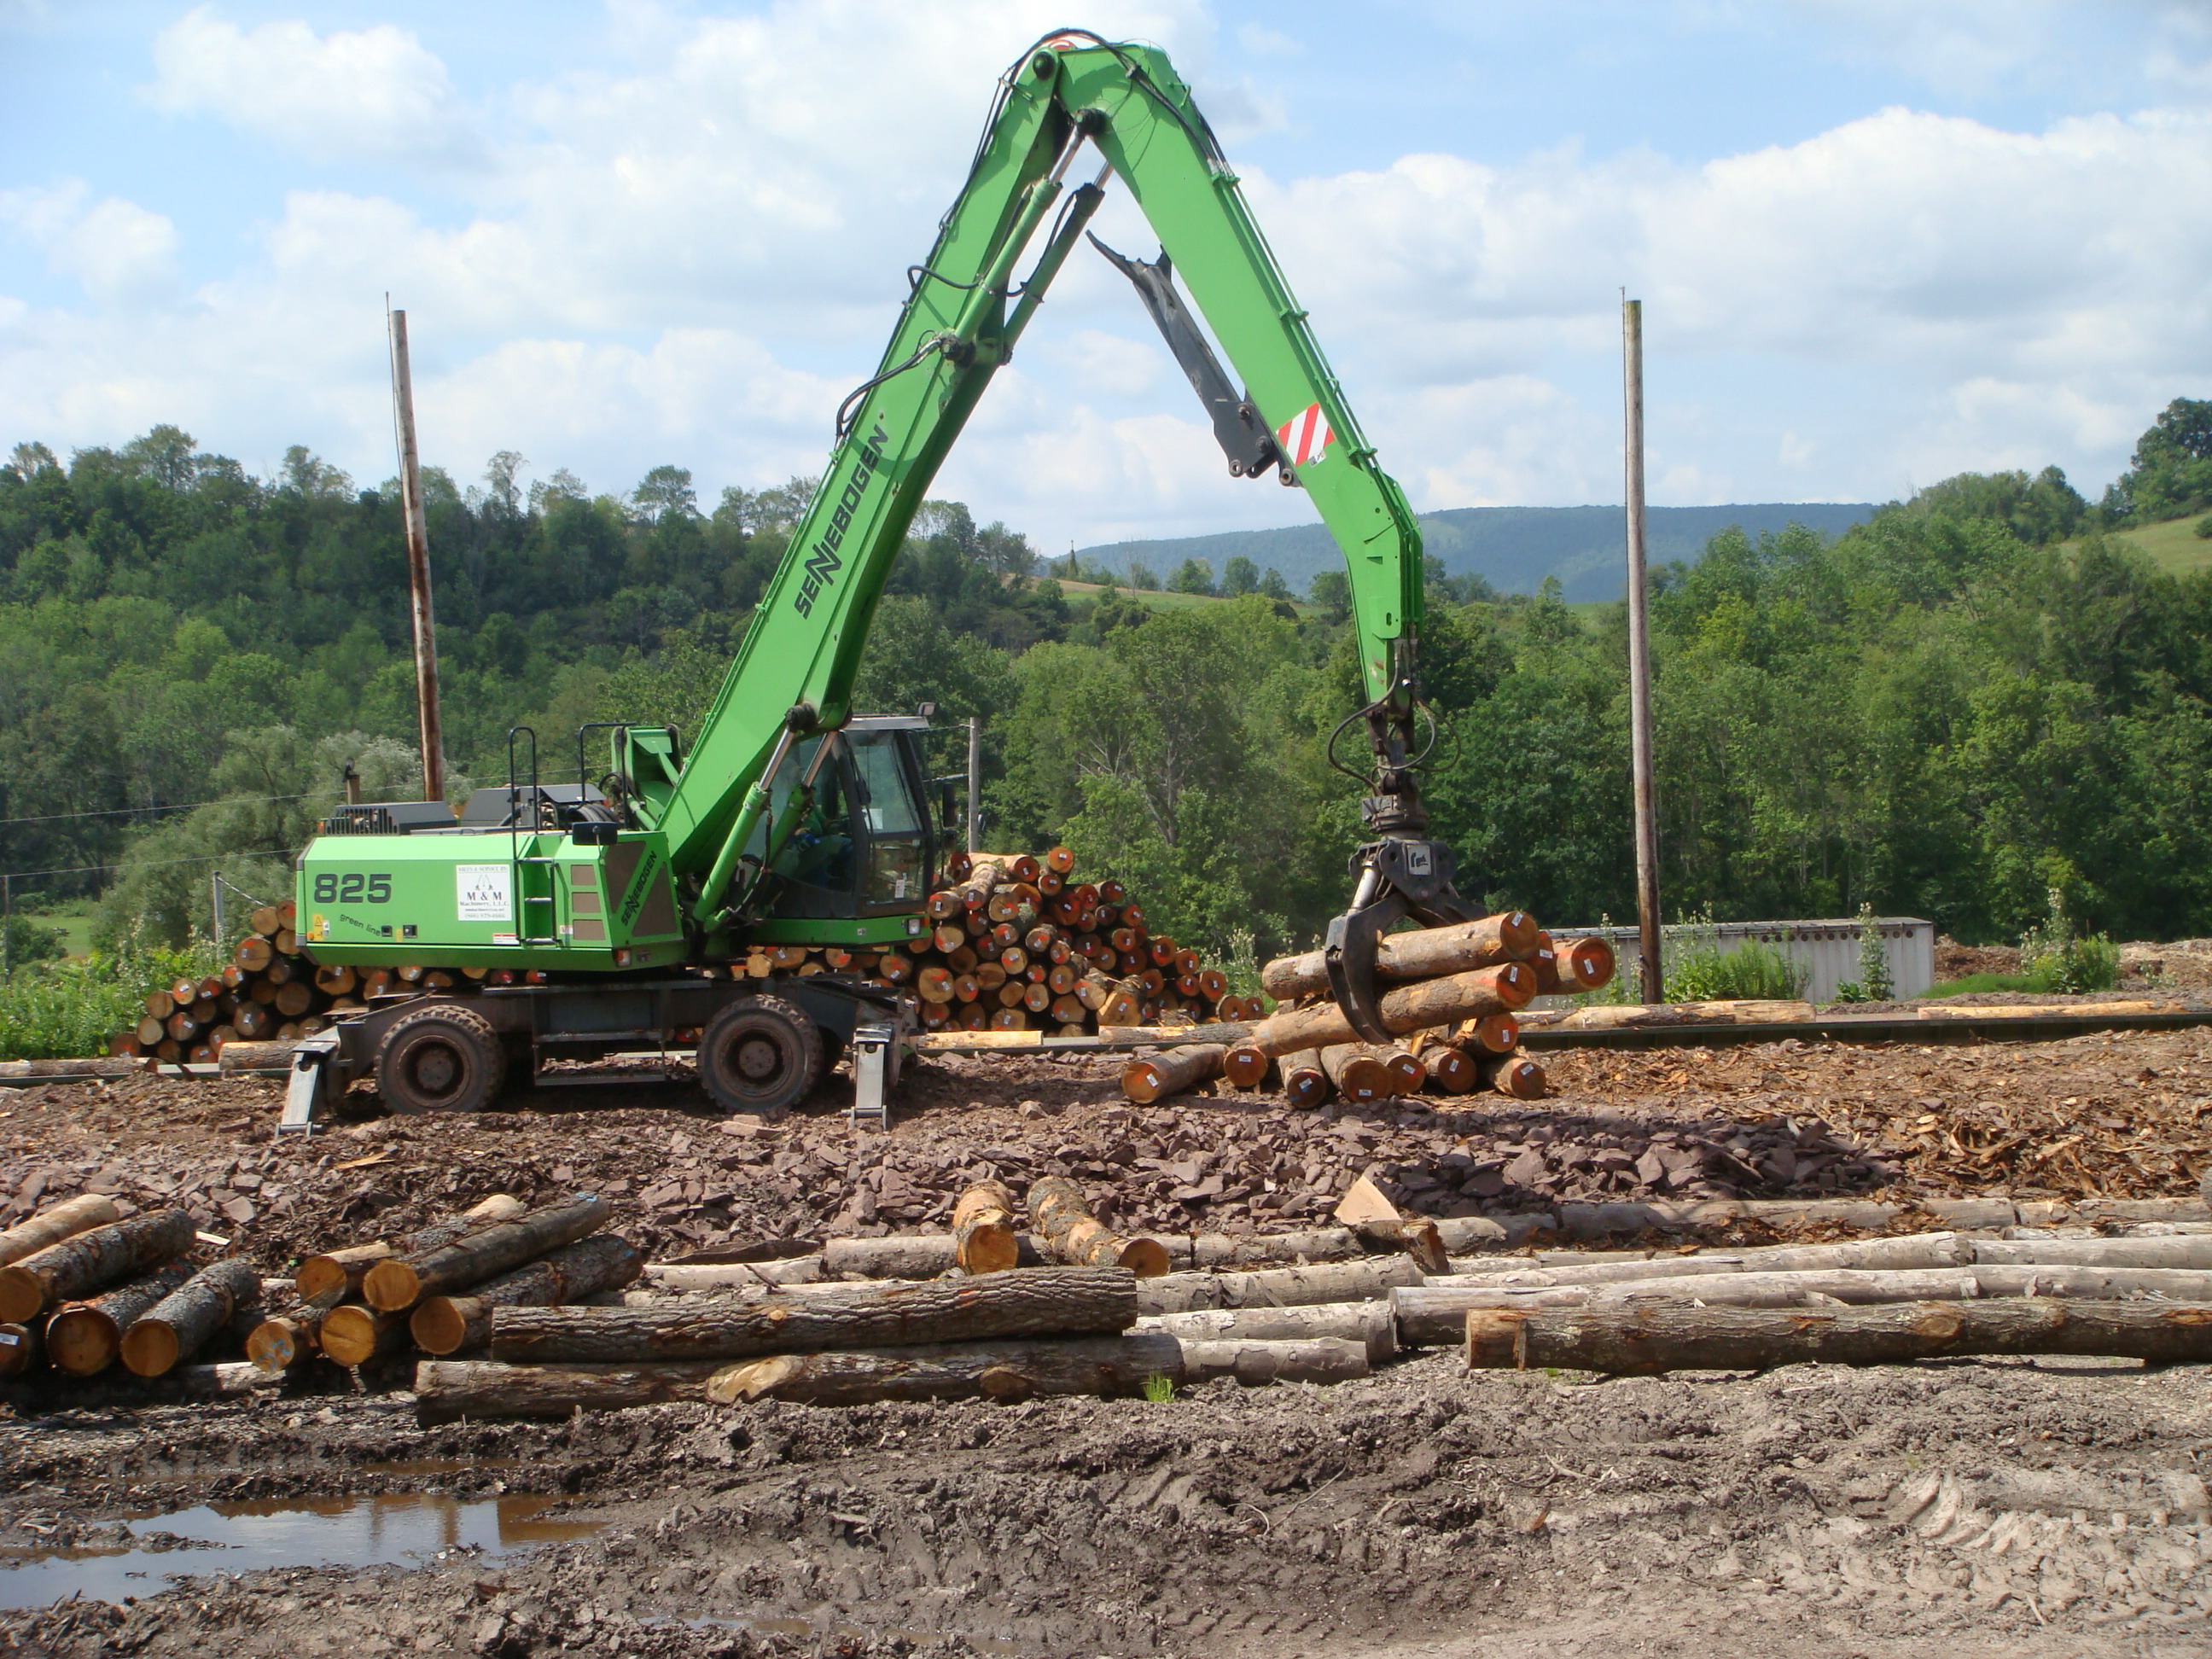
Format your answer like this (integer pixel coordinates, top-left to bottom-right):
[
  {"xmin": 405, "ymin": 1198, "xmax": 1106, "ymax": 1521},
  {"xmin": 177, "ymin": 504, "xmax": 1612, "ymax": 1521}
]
[{"xmin": 3, "ymin": 399, "xmax": 2210, "ymax": 963}]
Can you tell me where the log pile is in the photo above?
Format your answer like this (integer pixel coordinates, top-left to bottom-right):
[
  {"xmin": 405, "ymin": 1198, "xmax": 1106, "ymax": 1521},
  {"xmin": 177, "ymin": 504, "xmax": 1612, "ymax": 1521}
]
[
  {"xmin": 105, "ymin": 901, "xmax": 481, "ymax": 1064},
  {"xmin": 779, "ymin": 848, "xmax": 1263, "ymax": 1036},
  {"xmin": 255, "ymin": 1191, "xmax": 639, "ymax": 1372},
  {"xmin": 0, "ymin": 1196, "xmax": 265, "ymax": 1385},
  {"xmin": 1142, "ymin": 917, "xmax": 1620, "ymax": 1109}
]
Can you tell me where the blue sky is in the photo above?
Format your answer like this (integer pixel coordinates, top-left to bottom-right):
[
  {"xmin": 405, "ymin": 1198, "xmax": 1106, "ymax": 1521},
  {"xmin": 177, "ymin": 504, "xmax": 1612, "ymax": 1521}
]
[{"xmin": 5, "ymin": 1, "xmax": 2212, "ymax": 553}]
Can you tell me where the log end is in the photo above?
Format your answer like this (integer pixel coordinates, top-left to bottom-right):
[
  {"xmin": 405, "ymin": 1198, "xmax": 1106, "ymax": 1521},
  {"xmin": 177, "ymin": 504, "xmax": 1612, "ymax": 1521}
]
[
  {"xmin": 361, "ymin": 1260, "xmax": 422, "ymax": 1313},
  {"xmin": 955, "ymin": 1225, "xmax": 1021, "ymax": 1278},
  {"xmin": 44, "ymin": 1307, "xmax": 118, "ymax": 1377},
  {"xmin": 707, "ymin": 1354, "xmax": 803, "ymax": 1405},
  {"xmin": 119, "ymin": 1321, "xmax": 181, "ymax": 1379},
  {"xmin": 318, "ymin": 1305, "xmax": 384, "ymax": 1367},
  {"xmin": 1464, "ymin": 1308, "xmax": 1529, "ymax": 1369},
  {"xmin": 246, "ymin": 1317, "xmax": 308, "ymax": 1372},
  {"xmin": 1118, "ymin": 1061, "xmax": 1164, "ymax": 1104},
  {"xmin": 1117, "ymin": 1237, "xmax": 1172, "ymax": 1279},
  {"xmin": 410, "ymin": 1296, "xmax": 471, "ymax": 1357},
  {"xmin": 294, "ymin": 1256, "xmax": 348, "ymax": 1303},
  {"xmin": 0, "ymin": 1267, "xmax": 44, "ymax": 1326},
  {"xmin": 0, "ymin": 1322, "xmax": 36, "ymax": 1378}
]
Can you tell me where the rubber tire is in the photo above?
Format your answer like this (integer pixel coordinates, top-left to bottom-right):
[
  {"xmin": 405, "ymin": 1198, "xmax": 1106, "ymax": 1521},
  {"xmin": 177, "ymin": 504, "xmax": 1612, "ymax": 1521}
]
[
  {"xmin": 698, "ymin": 994, "xmax": 822, "ymax": 1116},
  {"xmin": 375, "ymin": 1004, "xmax": 508, "ymax": 1115}
]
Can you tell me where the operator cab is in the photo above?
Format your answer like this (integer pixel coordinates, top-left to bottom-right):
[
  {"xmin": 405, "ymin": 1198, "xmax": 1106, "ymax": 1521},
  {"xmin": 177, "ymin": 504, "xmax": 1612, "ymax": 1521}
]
[{"xmin": 756, "ymin": 716, "xmax": 940, "ymax": 920}]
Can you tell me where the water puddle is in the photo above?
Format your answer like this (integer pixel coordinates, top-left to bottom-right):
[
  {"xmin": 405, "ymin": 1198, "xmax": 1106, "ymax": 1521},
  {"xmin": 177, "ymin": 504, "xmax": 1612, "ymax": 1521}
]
[{"xmin": 0, "ymin": 1493, "xmax": 602, "ymax": 1611}]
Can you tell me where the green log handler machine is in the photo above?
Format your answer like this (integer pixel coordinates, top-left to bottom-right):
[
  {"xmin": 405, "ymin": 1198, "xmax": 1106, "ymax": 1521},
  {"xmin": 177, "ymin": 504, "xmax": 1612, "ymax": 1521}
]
[{"xmin": 283, "ymin": 30, "xmax": 1477, "ymax": 1127}]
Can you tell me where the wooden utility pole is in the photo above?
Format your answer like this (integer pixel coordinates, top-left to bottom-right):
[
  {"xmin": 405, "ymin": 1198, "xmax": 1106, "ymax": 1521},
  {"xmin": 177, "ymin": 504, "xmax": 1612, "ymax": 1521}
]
[
  {"xmin": 965, "ymin": 718, "xmax": 982, "ymax": 853},
  {"xmin": 387, "ymin": 306, "xmax": 446, "ymax": 804},
  {"xmin": 1622, "ymin": 297, "xmax": 1662, "ymax": 1004}
]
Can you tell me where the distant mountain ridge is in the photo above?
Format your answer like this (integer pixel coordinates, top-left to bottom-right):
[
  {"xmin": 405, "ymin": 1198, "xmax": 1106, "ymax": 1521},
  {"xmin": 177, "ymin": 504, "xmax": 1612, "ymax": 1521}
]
[{"xmin": 1077, "ymin": 502, "xmax": 1877, "ymax": 602}]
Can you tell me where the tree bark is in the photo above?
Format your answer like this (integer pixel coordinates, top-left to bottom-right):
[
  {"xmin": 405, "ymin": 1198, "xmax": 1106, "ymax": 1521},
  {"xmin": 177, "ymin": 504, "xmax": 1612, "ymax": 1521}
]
[
  {"xmin": 1971, "ymin": 1236, "xmax": 2212, "ymax": 1270},
  {"xmin": 119, "ymin": 1258, "xmax": 262, "ymax": 1377},
  {"xmin": 702, "ymin": 1330, "xmax": 1185, "ymax": 1407},
  {"xmin": 1179, "ymin": 1336, "xmax": 1368, "ymax": 1386},
  {"xmin": 0, "ymin": 1194, "xmax": 121, "ymax": 1268},
  {"xmin": 1319, "ymin": 1044, "xmax": 1391, "ymax": 1103},
  {"xmin": 490, "ymin": 1266, "xmax": 1137, "ymax": 1364},
  {"xmin": 1476, "ymin": 1053, "xmax": 1546, "ymax": 1099},
  {"xmin": 1465, "ymin": 1296, "xmax": 2212, "ymax": 1375},
  {"xmin": 294, "ymin": 1195, "xmax": 527, "ymax": 1307},
  {"xmin": 1119, "ymin": 1043, "xmax": 1225, "ymax": 1105},
  {"xmin": 951, "ymin": 1180, "xmax": 1021, "ymax": 1276},
  {"xmin": 362, "ymin": 1195, "xmax": 613, "ymax": 1312},
  {"xmin": 317, "ymin": 1304, "xmax": 410, "ymax": 1366},
  {"xmin": 1247, "ymin": 963, "xmax": 1535, "ymax": 1059},
  {"xmin": 1136, "ymin": 1257, "xmax": 1425, "ymax": 1316},
  {"xmin": 216, "ymin": 1039, "xmax": 299, "ymax": 1075},
  {"xmin": 1262, "ymin": 912, "xmax": 1540, "ymax": 1000},
  {"xmin": 44, "ymin": 1261, "xmax": 198, "ymax": 1377},
  {"xmin": 1280, "ymin": 1049, "xmax": 1330, "ymax": 1109},
  {"xmin": 410, "ymin": 1234, "xmax": 644, "ymax": 1355},
  {"xmin": 0, "ymin": 1208, "xmax": 194, "ymax": 1324},
  {"xmin": 246, "ymin": 1314, "xmax": 316, "ymax": 1372},
  {"xmin": 1028, "ymin": 1177, "xmax": 1170, "ymax": 1277},
  {"xmin": 413, "ymin": 1359, "xmax": 725, "ymax": 1423},
  {"xmin": 1334, "ymin": 1175, "xmax": 1448, "ymax": 1273},
  {"xmin": 1137, "ymin": 1299, "xmax": 1396, "ymax": 1362}
]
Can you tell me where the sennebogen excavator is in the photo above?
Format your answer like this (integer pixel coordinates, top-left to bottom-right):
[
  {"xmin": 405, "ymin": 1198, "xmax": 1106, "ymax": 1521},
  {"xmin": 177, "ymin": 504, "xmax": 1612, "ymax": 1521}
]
[{"xmin": 288, "ymin": 30, "xmax": 1476, "ymax": 1121}]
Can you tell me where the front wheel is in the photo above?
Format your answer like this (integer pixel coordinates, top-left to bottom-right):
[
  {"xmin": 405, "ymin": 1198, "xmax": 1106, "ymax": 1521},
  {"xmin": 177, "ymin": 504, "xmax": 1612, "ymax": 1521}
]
[
  {"xmin": 375, "ymin": 1004, "xmax": 507, "ymax": 1115},
  {"xmin": 697, "ymin": 994, "xmax": 822, "ymax": 1116}
]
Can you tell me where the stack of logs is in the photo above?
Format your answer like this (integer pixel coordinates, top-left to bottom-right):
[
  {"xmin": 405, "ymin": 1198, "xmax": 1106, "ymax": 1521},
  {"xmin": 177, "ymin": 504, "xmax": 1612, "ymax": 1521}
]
[
  {"xmin": 108, "ymin": 902, "xmax": 480, "ymax": 1065},
  {"xmin": 1120, "ymin": 913, "xmax": 1616, "ymax": 1109},
  {"xmin": 415, "ymin": 1215, "xmax": 2212, "ymax": 1420},
  {"xmin": 244, "ymin": 1192, "xmax": 641, "ymax": 1375},
  {"xmin": 726, "ymin": 847, "xmax": 1264, "ymax": 1036},
  {"xmin": 0, "ymin": 1194, "xmax": 263, "ymax": 1387}
]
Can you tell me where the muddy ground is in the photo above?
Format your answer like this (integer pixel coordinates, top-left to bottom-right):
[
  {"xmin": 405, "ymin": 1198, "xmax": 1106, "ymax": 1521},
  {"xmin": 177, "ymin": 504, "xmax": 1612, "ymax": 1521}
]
[{"xmin": 7, "ymin": 1022, "xmax": 2212, "ymax": 1655}]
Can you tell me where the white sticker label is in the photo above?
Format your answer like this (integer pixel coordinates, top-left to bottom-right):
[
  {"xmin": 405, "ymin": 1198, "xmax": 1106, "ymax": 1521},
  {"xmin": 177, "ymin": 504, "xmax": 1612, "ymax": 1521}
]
[{"xmin": 456, "ymin": 864, "xmax": 512, "ymax": 923}]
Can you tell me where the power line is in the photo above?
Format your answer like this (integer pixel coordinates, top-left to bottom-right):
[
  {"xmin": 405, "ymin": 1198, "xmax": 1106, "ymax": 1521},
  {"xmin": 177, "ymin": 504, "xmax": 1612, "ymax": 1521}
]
[
  {"xmin": 0, "ymin": 793, "xmax": 312, "ymax": 830},
  {"xmin": 0, "ymin": 850, "xmax": 291, "ymax": 882}
]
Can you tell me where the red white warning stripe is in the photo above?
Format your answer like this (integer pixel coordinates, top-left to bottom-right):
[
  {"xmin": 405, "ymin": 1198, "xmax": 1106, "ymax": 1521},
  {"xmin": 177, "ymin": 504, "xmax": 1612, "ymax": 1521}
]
[{"xmin": 1277, "ymin": 402, "xmax": 1332, "ymax": 468}]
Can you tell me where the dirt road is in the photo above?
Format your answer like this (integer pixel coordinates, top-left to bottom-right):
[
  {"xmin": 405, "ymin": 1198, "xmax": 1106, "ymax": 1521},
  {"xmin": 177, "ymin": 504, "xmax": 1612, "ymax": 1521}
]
[{"xmin": 3, "ymin": 1025, "xmax": 2212, "ymax": 1655}]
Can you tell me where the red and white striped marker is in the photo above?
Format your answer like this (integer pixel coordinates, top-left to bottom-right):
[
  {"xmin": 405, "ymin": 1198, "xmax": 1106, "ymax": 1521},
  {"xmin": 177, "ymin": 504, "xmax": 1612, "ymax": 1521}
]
[{"xmin": 1276, "ymin": 401, "xmax": 1333, "ymax": 468}]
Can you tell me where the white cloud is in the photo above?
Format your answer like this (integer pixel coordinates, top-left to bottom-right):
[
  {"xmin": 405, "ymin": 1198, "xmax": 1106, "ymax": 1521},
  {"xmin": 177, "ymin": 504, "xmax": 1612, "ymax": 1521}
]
[
  {"xmin": 0, "ymin": 182, "xmax": 179, "ymax": 306},
  {"xmin": 145, "ymin": 6, "xmax": 481, "ymax": 166}
]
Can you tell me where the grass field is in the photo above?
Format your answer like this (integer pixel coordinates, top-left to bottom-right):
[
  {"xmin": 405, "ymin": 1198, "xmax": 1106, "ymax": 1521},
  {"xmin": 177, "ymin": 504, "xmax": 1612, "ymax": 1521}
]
[{"xmin": 2110, "ymin": 512, "xmax": 2212, "ymax": 574}]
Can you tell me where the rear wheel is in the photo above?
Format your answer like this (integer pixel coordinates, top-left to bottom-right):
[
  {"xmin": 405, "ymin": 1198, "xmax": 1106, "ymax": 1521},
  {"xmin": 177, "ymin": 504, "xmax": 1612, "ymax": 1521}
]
[
  {"xmin": 375, "ymin": 1004, "xmax": 507, "ymax": 1115},
  {"xmin": 697, "ymin": 994, "xmax": 821, "ymax": 1116}
]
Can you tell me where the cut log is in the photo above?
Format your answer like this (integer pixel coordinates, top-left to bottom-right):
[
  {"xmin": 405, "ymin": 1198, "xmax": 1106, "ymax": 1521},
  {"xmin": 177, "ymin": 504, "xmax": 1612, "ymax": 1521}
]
[
  {"xmin": 1334, "ymin": 1175, "xmax": 1448, "ymax": 1274},
  {"xmin": 1531, "ymin": 935, "xmax": 1616, "ymax": 996},
  {"xmin": 44, "ymin": 1261, "xmax": 198, "ymax": 1377},
  {"xmin": 0, "ymin": 1321, "xmax": 37, "ymax": 1377},
  {"xmin": 119, "ymin": 1258, "xmax": 262, "ymax": 1377},
  {"xmin": 0, "ymin": 1193, "xmax": 122, "ymax": 1268},
  {"xmin": 0, "ymin": 1208, "xmax": 195, "ymax": 1324},
  {"xmin": 1970, "ymin": 1236, "xmax": 2212, "ymax": 1270},
  {"xmin": 1028, "ymin": 1178, "xmax": 1170, "ymax": 1278},
  {"xmin": 414, "ymin": 1359, "xmax": 726, "ymax": 1423},
  {"xmin": 1319, "ymin": 1043, "xmax": 1391, "ymax": 1103},
  {"xmin": 1179, "ymin": 1336, "xmax": 1368, "ymax": 1387},
  {"xmin": 643, "ymin": 1255, "xmax": 826, "ymax": 1291},
  {"xmin": 410, "ymin": 1234, "xmax": 645, "ymax": 1356},
  {"xmin": 1466, "ymin": 1297, "xmax": 2212, "ymax": 1375},
  {"xmin": 218, "ymin": 1039, "xmax": 300, "ymax": 1076},
  {"xmin": 1136, "ymin": 1257, "xmax": 1425, "ymax": 1316},
  {"xmin": 1413, "ymin": 1035, "xmax": 1477, "ymax": 1093},
  {"xmin": 362, "ymin": 1194, "xmax": 613, "ymax": 1312},
  {"xmin": 952, "ymin": 1180, "xmax": 1021, "ymax": 1276},
  {"xmin": 703, "ymin": 1330, "xmax": 1185, "ymax": 1407},
  {"xmin": 246, "ymin": 1315, "xmax": 317, "ymax": 1372},
  {"xmin": 1280, "ymin": 1048, "xmax": 1330, "ymax": 1109},
  {"xmin": 491, "ymin": 1266, "xmax": 1137, "ymax": 1364},
  {"xmin": 1136, "ymin": 1299, "xmax": 1396, "ymax": 1362},
  {"xmin": 1120, "ymin": 1043, "xmax": 1225, "ymax": 1105},
  {"xmin": 317, "ymin": 1305, "xmax": 410, "ymax": 1367},
  {"xmin": 1476, "ymin": 1053, "xmax": 1546, "ymax": 1099},
  {"xmin": 1463, "ymin": 1013, "xmax": 1520, "ymax": 1055},
  {"xmin": 1261, "ymin": 911, "xmax": 1540, "ymax": 1000},
  {"xmin": 1379, "ymin": 1046, "xmax": 1426, "ymax": 1093},
  {"xmin": 294, "ymin": 1194, "xmax": 527, "ymax": 1307},
  {"xmin": 1247, "ymin": 963, "xmax": 1534, "ymax": 1060},
  {"xmin": 1221, "ymin": 1041, "xmax": 1272, "ymax": 1091}
]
